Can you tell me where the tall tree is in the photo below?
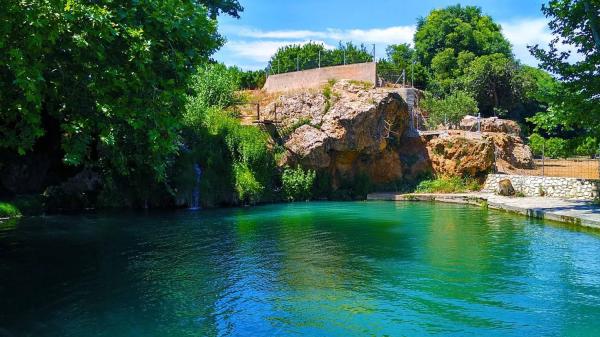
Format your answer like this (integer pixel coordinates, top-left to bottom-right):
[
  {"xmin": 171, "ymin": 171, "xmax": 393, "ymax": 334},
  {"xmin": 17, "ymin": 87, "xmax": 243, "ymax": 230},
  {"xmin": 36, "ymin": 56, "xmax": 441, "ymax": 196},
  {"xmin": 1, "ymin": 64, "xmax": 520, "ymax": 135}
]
[
  {"xmin": 268, "ymin": 42, "xmax": 373, "ymax": 74},
  {"xmin": 0, "ymin": 0, "xmax": 230, "ymax": 195},
  {"xmin": 529, "ymin": 0, "xmax": 600, "ymax": 140},
  {"xmin": 414, "ymin": 5, "xmax": 513, "ymax": 67}
]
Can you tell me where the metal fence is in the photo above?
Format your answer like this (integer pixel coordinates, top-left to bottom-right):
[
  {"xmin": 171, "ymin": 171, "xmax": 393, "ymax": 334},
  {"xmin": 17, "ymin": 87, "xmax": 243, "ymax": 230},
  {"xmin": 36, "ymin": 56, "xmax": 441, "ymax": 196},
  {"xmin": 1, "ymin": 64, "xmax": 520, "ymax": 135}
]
[{"xmin": 498, "ymin": 156, "xmax": 600, "ymax": 180}]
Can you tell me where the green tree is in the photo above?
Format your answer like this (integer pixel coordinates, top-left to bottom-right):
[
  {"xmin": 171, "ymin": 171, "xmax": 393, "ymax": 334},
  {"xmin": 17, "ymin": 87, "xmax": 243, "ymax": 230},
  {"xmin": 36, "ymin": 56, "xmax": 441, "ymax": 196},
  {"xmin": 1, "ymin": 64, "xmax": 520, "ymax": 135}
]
[
  {"xmin": 421, "ymin": 91, "xmax": 479, "ymax": 128},
  {"xmin": 268, "ymin": 41, "xmax": 373, "ymax": 74},
  {"xmin": 0, "ymin": 0, "xmax": 232, "ymax": 194},
  {"xmin": 414, "ymin": 5, "xmax": 512, "ymax": 67},
  {"xmin": 377, "ymin": 44, "xmax": 429, "ymax": 88},
  {"xmin": 200, "ymin": 0, "xmax": 243, "ymax": 19},
  {"xmin": 462, "ymin": 53, "xmax": 524, "ymax": 116},
  {"xmin": 529, "ymin": 0, "xmax": 600, "ymax": 142}
]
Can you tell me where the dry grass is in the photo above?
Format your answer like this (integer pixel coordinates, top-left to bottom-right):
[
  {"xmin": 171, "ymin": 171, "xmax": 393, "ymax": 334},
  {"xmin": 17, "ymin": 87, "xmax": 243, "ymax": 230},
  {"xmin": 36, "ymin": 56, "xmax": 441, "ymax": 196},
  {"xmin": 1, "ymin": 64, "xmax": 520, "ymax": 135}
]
[{"xmin": 505, "ymin": 158, "xmax": 600, "ymax": 179}]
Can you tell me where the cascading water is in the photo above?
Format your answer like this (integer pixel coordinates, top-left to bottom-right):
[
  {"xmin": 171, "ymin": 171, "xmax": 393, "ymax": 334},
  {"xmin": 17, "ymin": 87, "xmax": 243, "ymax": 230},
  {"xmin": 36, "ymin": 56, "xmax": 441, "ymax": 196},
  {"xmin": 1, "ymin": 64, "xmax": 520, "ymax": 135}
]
[{"xmin": 189, "ymin": 163, "xmax": 202, "ymax": 210}]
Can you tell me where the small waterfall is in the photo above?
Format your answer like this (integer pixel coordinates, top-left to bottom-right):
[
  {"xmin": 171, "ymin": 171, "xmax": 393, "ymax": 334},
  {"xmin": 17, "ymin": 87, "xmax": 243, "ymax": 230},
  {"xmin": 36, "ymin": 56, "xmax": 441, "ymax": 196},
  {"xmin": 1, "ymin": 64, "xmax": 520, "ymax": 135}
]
[{"xmin": 189, "ymin": 163, "xmax": 202, "ymax": 210}]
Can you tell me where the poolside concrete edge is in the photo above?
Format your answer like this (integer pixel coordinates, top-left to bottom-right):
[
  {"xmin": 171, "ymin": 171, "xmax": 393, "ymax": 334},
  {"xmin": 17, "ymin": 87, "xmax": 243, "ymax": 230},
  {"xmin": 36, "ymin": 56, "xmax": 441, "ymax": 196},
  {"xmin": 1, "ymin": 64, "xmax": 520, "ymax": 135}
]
[{"xmin": 367, "ymin": 192, "xmax": 600, "ymax": 229}]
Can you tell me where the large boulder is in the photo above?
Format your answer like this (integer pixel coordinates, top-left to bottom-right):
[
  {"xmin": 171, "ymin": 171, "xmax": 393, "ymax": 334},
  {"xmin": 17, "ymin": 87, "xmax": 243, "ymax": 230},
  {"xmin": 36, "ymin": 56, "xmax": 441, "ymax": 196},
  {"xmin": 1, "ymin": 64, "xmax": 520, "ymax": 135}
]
[
  {"xmin": 498, "ymin": 179, "xmax": 516, "ymax": 196},
  {"xmin": 485, "ymin": 133, "xmax": 535, "ymax": 170},
  {"xmin": 426, "ymin": 135, "xmax": 495, "ymax": 177},
  {"xmin": 460, "ymin": 115, "xmax": 521, "ymax": 136},
  {"xmin": 271, "ymin": 80, "xmax": 409, "ymax": 186}
]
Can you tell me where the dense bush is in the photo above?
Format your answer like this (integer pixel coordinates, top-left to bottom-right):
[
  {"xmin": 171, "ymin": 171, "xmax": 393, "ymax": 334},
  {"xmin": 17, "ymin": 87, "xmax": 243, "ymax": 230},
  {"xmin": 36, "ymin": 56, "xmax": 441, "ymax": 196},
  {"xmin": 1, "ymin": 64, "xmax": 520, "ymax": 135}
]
[
  {"xmin": 180, "ymin": 64, "xmax": 275, "ymax": 207},
  {"xmin": 528, "ymin": 133, "xmax": 570, "ymax": 158},
  {"xmin": 0, "ymin": 203, "xmax": 21, "ymax": 218},
  {"xmin": 415, "ymin": 177, "xmax": 481, "ymax": 193},
  {"xmin": 268, "ymin": 42, "xmax": 373, "ymax": 74},
  {"xmin": 282, "ymin": 167, "xmax": 316, "ymax": 201},
  {"xmin": 421, "ymin": 91, "xmax": 479, "ymax": 128}
]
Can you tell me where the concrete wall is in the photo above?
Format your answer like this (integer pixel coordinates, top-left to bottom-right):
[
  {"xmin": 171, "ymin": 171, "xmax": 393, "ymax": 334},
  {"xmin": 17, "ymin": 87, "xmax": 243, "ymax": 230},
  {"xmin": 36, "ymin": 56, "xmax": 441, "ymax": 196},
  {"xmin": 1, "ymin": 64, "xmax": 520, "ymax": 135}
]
[
  {"xmin": 263, "ymin": 62, "xmax": 377, "ymax": 93},
  {"xmin": 483, "ymin": 174, "xmax": 600, "ymax": 200}
]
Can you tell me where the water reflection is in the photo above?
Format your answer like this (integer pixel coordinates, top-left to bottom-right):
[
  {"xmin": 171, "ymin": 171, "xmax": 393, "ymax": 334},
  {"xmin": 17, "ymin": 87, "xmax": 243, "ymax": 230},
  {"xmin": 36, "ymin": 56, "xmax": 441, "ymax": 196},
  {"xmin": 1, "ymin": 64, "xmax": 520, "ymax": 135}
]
[{"xmin": 0, "ymin": 203, "xmax": 600, "ymax": 336}]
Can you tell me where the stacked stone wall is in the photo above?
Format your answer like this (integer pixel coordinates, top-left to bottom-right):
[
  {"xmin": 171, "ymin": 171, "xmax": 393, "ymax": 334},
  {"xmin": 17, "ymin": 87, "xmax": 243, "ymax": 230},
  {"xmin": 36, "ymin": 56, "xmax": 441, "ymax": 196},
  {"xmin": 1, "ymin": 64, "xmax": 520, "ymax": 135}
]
[{"xmin": 483, "ymin": 174, "xmax": 599, "ymax": 200}]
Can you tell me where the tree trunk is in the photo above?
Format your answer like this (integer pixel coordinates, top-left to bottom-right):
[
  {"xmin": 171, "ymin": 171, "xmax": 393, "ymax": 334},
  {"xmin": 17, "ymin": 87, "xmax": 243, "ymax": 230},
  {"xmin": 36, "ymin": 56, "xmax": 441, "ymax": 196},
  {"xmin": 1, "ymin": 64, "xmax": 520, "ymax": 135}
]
[{"xmin": 583, "ymin": 0, "xmax": 600, "ymax": 51}]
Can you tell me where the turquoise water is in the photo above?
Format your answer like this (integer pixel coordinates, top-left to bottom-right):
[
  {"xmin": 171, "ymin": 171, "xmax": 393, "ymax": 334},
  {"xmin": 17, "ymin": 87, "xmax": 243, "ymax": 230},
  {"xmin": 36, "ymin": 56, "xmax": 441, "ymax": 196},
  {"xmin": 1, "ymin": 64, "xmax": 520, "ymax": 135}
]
[{"xmin": 1, "ymin": 202, "xmax": 600, "ymax": 336}]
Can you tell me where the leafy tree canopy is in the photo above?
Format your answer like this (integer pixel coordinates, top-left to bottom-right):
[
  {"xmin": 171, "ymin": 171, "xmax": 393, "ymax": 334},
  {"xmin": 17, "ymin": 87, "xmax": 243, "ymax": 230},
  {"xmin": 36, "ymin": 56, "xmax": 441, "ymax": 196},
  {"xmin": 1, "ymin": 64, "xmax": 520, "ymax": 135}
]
[
  {"xmin": 414, "ymin": 5, "xmax": 513, "ymax": 67},
  {"xmin": 0, "ymin": 0, "xmax": 231, "ymax": 184},
  {"xmin": 529, "ymin": 0, "xmax": 600, "ymax": 141},
  {"xmin": 268, "ymin": 42, "xmax": 373, "ymax": 74}
]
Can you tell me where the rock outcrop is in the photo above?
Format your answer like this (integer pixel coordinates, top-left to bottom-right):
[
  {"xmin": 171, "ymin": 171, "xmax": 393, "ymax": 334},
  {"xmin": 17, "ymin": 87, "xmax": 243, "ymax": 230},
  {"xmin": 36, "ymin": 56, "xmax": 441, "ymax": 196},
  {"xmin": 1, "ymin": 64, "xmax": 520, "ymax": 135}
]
[
  {"xmin": 267, "ymin": 80, "xmax": 408, "ymax": 187},
  {"xmin": 261, "ymin": 81, "xmax": 533, "ymax": 191},
  {"xmin": 460, "ymin": 115, "xmax": 522, "ymax": 136},
  {"xmin": 426, "ymin": 136, "xmax": 495, "ymax": 177}
]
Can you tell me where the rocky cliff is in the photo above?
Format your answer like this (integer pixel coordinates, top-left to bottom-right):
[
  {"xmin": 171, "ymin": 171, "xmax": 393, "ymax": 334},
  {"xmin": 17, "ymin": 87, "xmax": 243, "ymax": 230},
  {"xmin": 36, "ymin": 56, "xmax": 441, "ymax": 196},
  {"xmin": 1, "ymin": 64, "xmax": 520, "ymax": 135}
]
[{"xmin": 261, "ymin": 81, "xmax": 533, "ymax": 190}]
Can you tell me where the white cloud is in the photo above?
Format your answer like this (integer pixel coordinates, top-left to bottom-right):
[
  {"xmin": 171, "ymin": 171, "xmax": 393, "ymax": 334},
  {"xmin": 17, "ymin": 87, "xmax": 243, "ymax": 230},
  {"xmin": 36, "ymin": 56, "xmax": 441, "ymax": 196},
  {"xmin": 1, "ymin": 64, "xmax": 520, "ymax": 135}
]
[
  {"xmin": 219, "ymin": 21, "xmax": 581, "ymax": 70},
  {"xmin": 501, "ymin": 18, "xmax": 553, "ymax": 66},
  {"xmin": 225, "ymin": 39, "xmax": 334, "ymax": 62},
  {"xmin": 232, "ymin": 26, "xmax": 416, "ymax": 45},
  {"xmin": 217, "ymin": 25, "xmax": 416, "ymax": 69}
]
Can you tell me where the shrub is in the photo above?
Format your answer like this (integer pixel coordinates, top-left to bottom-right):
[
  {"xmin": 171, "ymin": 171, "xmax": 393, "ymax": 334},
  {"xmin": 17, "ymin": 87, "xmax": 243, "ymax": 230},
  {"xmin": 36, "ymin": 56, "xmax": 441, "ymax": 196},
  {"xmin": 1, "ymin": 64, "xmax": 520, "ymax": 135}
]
[
  {"xmin": 421, "ymin": 91, "xmax": 478, "ymax": 128},
  {"xmin": 528, "ymin": 133, "xmax": 570, "ymax": 158},
  {"xmin": 0, "ymin": 202, "xmax": 21, "ymax": 218},
  {"xmin": 415, "ymin": 176, "xmax": 481, "ymax": 193},
  {"xmin": 233, "ymin": 163, "xmax": 264, "ymax": 204},
  {"xmin": 282, "ymin": 166, "xmax": 316, "ymax": 201}
]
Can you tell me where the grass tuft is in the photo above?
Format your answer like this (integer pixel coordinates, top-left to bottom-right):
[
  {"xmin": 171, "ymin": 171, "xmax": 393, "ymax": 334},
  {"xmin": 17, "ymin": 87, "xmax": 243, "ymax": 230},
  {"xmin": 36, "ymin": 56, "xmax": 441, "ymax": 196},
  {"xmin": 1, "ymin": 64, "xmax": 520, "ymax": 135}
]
[{"xmin": 415, "ymin": 176, "xmax": 481, "ymax": 194}]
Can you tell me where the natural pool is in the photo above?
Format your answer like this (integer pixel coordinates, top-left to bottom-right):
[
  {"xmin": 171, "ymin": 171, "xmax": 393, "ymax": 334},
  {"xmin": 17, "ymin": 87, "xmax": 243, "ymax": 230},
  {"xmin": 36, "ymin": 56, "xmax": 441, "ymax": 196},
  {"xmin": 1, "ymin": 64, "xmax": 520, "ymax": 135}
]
[{"xmin": 1, "ymin": 202, "xmax": 600, "ymax": 337}]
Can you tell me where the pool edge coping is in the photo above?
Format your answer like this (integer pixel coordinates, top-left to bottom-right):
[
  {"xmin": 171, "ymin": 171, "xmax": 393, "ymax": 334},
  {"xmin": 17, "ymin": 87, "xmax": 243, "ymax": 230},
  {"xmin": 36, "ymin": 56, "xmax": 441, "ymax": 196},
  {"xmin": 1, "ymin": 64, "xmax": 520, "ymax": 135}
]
[{"xmin": 366, "ymin": 192, "xmax": 600, "ymax": 230}]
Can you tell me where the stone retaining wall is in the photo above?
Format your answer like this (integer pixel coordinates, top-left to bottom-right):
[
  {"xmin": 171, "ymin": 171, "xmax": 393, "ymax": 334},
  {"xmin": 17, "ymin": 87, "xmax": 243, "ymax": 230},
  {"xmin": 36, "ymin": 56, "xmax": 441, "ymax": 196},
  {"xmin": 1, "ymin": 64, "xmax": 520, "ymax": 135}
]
[
  {"xmin": 263, "ymin": 62, "xmax": 376, "ymax": 93},
  {"xmin": 483, "ymin": 174, "xmax": 600, "ymax": 200}
]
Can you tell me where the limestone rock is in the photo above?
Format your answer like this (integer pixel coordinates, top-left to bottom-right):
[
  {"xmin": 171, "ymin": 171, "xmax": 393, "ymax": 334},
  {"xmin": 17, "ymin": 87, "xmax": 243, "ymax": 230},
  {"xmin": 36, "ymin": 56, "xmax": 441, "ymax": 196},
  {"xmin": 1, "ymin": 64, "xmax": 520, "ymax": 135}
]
[
  {"xmin": 426, "ymin": 136, "xmax": 495, "ymax": 177},
  {"xmin": 274, "ymin": 80, "xmax": 408, "ymax": 185},
  {"xmin": 460, "ymin": 115, "xmax": 522, "ymax": 135},
  {"xmin": 498, "ymin": 179, "xmax": 516, "ymax": 196},
  {"xmin": 485, "ymin": 133, "xmax": 535, "ymax": 170},
  {"xmin": 285, "ymin": 125, "xmax": 331, "ymax": 168}
]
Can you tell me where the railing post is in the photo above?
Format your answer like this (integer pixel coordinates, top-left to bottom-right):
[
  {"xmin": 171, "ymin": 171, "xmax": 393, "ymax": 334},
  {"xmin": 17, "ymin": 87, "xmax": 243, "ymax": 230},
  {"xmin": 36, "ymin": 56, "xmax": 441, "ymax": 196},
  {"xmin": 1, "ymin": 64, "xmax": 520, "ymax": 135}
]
[
  {"xmin": 256, "ymin": 103, "xmax": 260, "ymax": 121},
  {"xmin": 542, "ymin": 141, "xmax": 545, "ymax": 177}
]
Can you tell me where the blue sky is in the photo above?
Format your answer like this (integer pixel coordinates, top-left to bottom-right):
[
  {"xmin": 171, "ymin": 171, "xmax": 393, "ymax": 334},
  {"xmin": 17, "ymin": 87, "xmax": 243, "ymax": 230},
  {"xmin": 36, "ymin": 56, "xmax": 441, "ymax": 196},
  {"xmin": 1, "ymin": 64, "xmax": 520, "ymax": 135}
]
[{"xmin": 214, "ymin": 0, "xmax": 555, "ymax": 70}]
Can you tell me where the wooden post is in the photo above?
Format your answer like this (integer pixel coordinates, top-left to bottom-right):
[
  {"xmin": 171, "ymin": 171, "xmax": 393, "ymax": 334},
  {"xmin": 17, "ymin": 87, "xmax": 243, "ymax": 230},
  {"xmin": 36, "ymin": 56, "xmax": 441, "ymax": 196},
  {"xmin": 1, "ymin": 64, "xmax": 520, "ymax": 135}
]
[{"xmin": 256, "ymin": 103, "xmax": 260, "ymax": 121}]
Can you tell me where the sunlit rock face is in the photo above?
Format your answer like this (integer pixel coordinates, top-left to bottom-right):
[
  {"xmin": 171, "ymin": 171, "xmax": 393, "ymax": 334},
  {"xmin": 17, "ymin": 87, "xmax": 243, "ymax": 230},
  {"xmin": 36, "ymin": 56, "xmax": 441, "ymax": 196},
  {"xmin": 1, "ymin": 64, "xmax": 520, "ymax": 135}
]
[{"xmin": 269, "ymin": 80, "xmax": 532, "ymax": 189}]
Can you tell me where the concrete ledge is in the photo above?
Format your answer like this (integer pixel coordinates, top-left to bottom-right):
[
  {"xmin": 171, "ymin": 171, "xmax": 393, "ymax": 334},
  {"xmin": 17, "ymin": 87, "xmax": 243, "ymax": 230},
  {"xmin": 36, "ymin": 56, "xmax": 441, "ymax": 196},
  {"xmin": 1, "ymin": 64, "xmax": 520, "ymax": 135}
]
[{"xmin": 367, "ymin": 192, "xmax": 600, "ymax": 229}]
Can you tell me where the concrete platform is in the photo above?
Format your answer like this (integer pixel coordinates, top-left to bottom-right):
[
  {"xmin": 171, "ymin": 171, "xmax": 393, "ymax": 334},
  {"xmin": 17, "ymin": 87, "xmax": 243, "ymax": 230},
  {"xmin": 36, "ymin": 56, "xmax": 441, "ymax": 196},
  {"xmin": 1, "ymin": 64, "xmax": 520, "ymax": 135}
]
[{"xmin": 367, "ymin": 192, "xmax": 600, "ymax": 229}]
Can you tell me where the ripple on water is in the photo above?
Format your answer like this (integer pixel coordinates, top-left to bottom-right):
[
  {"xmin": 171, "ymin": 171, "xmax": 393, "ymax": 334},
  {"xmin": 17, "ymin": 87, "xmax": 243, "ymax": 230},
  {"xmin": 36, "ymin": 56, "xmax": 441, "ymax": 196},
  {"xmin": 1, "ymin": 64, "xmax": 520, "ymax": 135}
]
[{"xmin": 1, "ymin": 202, "xmax": 600, "ymax": 336}]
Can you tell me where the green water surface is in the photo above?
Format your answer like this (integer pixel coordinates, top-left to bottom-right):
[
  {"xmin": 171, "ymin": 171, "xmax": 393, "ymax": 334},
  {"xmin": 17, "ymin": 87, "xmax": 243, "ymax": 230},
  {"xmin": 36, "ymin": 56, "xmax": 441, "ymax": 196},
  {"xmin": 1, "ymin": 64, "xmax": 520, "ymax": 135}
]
[{"xmin": 1, "ymin": 202, "xmax": 600, "ymax": 336}]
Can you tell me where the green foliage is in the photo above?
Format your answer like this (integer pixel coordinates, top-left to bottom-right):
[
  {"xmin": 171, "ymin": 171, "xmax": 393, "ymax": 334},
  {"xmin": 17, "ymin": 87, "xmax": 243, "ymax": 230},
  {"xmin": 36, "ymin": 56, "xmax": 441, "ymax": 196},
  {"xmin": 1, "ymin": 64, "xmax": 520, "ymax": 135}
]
[
  {"xmin": 0, "ymin": 0, "xmax": 231, "ymax": 197},
  {"xmin": 228, "ymin": 66, "xmax": 266, "ymax": 90},
  {"xmin": 233, "ymin": 163, "xmax": 264, "ymax": 204},
  {"xmin": 269, "ymin": 42, "xmax": 372, "ymax": 74},
  {"xmin": 462, "ymin": 53, "xmax": 524, "ymax": 116},
  {"xmin": 200, "ymin": 0, "xmax": 244, "ymax": 19},
  {"xmin": 179, "ymin": 63, "xmax": 275, "ymax": 207},
  {"xmin": 414, "ymin": 5, "xmax": 512, "ymax": 67},
  {"xmin": 282, "ymin": 167, "xmax": 316, "ymax": 201},
  {"xmin": 528, "ymin": 0, "xmax": 600, "ymax": 148},
  {"xmin": 377, "ymin": 44, "xmax": 429, "ymax": 88},
  {"xmin": 415, "ymin": 177, "xmax": 481, "ymax": 193},
  {"xmin": 574, "ymin": 137, "xmax": 599, "ymax": 157},
  {"xmin": 421, "ymin": 91, "xmax": 479, "ymax": 128},
  {"xmin": 528, "ymin": 133, "xmax": 570, "ymax": 159},
  {"xmin": 0, "ymin": 202, "xmax": 21, "ymax": 218},
  {"xmin": 186, "ymin": 64, "xmax": 242, "ymax": 112}
]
